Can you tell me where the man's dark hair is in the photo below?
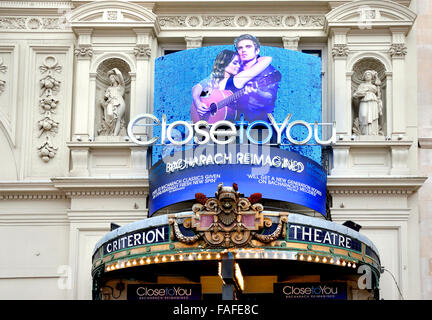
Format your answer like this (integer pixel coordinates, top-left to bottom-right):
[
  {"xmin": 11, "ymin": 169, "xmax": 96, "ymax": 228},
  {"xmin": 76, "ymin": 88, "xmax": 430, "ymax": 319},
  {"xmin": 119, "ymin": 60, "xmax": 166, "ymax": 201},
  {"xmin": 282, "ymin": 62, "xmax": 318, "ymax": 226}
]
[{"xmin": 234, "ymin": 34, "xmax": 261, "ymax": 51}]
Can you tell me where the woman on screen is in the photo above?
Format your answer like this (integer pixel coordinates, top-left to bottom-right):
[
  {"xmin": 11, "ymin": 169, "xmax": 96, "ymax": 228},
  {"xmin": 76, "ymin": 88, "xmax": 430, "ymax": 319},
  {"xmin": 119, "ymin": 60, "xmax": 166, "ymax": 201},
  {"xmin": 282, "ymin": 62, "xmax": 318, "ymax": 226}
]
[{"xmin": 191, "ymin": 49, "xmax": 272, "ymax": 121}]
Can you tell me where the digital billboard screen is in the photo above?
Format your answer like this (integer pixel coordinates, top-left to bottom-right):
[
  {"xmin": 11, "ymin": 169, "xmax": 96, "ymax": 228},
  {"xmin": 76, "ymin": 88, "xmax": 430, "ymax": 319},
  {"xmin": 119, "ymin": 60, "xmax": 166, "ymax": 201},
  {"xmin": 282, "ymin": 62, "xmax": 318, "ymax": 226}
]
[{"xmin": 138, "ymin": 34, "xmax": 327, "ymax": 217}]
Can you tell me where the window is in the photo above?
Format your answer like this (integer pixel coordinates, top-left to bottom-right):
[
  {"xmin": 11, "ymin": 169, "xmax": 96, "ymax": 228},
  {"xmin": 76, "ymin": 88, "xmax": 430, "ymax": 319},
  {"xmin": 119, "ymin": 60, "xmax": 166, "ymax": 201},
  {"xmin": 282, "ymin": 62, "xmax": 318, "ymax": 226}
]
[
  {"xmin": 163, "ymin": 49, "xmax": 183, "ymax": 55},
  {"xmin": 301, "ymin": 49, "xmax": 322, "ymax": 59}
]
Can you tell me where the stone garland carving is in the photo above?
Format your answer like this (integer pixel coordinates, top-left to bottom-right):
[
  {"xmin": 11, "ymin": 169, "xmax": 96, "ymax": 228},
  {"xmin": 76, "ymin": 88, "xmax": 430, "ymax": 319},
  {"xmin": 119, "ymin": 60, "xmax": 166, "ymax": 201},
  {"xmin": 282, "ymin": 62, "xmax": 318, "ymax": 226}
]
[
  {"xmin": 202, "ymin": 16, "xmax": 235, "ymax": 27},
  {"xmin": 37, "ymin": 56, "xmax": 61, "ymax": 162},
  {"xmin": 0, "ymin": 14, "xmax": 325, "ymax": 30},
  {"xmin": 389, "ymin": 43, "xmax": 407, "ymax": 58},
  {"xmin": 38, "ymin": 135, "xmax": 58, "ymax": 162},
  {"xmin": 169, "ymin": 183, "xmax": 288, "ymax": 248},
  {"xmin": 0, "ymin": 80, "xmax": 5, "ymax": 95},
  {"xmin": 0, "ymin": 57, "xmax": 7, "ymax": 95},
  {"xmin": 251, "ymin": 16, "xmax": 283, "ymax": 27},
  {"xmin": 0, "ymin": 17, "xmax": 67, "ymax": 30},
  {"xmin": 158, "ymin": 14, "xmax": 325, "ymax": 29},
  {"xmin": 37, "ymin": 116, "xmax": 59, "ymax": 138},
  {"xmin": 332, "ymin": 44, "xmax": 350, "ymax": 57}
]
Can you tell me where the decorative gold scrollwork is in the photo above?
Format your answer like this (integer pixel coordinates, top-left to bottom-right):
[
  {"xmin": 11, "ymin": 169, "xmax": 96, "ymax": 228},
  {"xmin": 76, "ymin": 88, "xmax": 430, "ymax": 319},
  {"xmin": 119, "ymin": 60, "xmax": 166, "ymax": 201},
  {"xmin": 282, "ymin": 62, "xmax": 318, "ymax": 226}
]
[
  {"xmin": 170, "ymin": 183, "xmax": 289, "ymax": 248},
  {"xmin": 169, "ymin": 218, "xmax": 201, "ymax": 243}
]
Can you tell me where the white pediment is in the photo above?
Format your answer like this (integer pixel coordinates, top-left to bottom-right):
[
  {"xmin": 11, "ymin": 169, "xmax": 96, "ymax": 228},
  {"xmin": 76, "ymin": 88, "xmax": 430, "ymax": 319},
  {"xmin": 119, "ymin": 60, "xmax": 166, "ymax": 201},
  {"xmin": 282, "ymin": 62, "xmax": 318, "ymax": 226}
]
[
  {"xmin": 326, "ymin": 0, "xmax": 417, "ymax": 30},
  {"xmin": 69, "ymin": 1, "xmax": 158, "ymax": 29}
]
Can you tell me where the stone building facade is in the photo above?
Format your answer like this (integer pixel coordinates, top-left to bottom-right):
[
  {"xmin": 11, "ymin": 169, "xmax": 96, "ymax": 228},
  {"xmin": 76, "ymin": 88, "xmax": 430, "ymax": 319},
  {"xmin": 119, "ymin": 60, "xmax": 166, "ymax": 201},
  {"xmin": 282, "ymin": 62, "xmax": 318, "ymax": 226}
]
[{"xmin": 0, "ymin": 0, "xmax": 429, "ymax": 300}]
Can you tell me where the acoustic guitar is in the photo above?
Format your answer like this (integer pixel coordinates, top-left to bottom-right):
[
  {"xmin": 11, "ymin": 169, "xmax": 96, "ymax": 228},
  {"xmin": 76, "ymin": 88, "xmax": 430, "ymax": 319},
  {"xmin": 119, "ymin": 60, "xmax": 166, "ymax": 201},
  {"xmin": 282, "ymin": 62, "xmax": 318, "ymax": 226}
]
[{"xmin": 190, "ymin": 70, "xmax": 282, "ymax": 124}]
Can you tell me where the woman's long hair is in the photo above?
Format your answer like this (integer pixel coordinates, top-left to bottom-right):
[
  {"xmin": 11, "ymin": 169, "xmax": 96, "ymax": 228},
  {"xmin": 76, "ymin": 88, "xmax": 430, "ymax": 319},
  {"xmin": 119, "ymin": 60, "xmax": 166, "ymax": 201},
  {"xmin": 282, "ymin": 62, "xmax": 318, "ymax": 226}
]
[{"xmin": 211, "ymin": 50, "xmax": 238, "ymax": 86}]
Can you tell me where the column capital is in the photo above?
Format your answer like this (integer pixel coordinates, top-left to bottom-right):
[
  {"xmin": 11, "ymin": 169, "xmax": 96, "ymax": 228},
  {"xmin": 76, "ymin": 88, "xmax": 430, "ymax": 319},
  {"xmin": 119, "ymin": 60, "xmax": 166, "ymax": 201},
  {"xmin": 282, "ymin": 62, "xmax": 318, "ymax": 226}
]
[
  {"xmin": 331, "ymin": 27, "xmax": 351, "ymax": 36},
  {"xmin": 134, "ymin": 44, "xmax": 152, "ymax": 60},
  {"xmin": 74, "ymin": 46, "xmax": 93, "ymax": 59},
  {"xmin": 332, "ymin": 44, "xmax": 349, "ymax": 58},
  {"xmin": 282, "ymin": 36, "xmax": 300, "ymax": 51},
  {"xmin": 75, "ymin": 28, "xmax": 93, "ymax": 47},
  {"xmin": 389, "ymin": 43, "xmax": 407, "ymax": 59},
  {"xmin": 133, "ymin": 28, "xmax": 154, "ymax": 46},
  {"xmin": 185, "ymin": 36, "xmax": 203, "ymax": 49}
]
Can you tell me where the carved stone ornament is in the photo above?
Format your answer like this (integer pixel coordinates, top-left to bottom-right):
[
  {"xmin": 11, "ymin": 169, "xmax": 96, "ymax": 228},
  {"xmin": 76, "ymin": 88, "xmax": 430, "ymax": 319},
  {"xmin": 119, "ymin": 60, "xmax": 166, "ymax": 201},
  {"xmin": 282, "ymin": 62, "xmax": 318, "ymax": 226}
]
[
  {"xmin": 133, "ymin": 45, "xmax": 151, "ymax": 57},
  {"xmin": 389, "ymin": 43, "xmax": 407, "ymax": 58},
  {"xmin": 332, "ymin": 44, "xmax": 349, "ymax": 57},
  {"xmin": 0, "ymin": 57, "xmax": 6, "ymax": 95},
  {"xmin": 158, "ymin": 14, "xmax": 324, "ymax": 29},
  {"xmin": 0, "ymin": 17, "xmax": 66, "ymax": 30},
  {"xmin": 40, "ymin": 74, "xmax": 61, "ymax": 97},
  {"xmin": 169, "ymin": 183, "xmax": 288, "ymax": 248},
  {"xmin": 0, "ymin": 79, "xmax": 5, "ymax": 95},
  {"xmin": 37, "ymin": 136, "xmax": 58, "ymax": 163},
  {"xmin": 37, "ymin": 116, "xmax": 59, "ymax": 137},
  {"xmin": 39, "ymin": 96, "xmax": 59, "ymax": 114},
  {"xmin": 0, "ymin": 57, "xmax": 6, "ymax": 73},
  {"xmin": 37, "ymin": 56, "xmax": 61, "ymax": 162},
  {"xmin": 74, "ymin": 46, "xmax": 93, "ymax": 58}
]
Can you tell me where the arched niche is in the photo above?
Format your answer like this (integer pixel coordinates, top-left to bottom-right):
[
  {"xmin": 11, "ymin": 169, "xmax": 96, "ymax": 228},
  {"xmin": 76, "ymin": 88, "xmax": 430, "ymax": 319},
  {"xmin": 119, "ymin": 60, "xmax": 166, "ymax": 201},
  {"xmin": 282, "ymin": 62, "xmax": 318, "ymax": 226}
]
[
  {"xmin": 94, "ymin": 58, "xmax": 131, "ymax": 139},
  {"xmin": 350, "ymin": 57, "xmax": 387, "ymax": 136}
]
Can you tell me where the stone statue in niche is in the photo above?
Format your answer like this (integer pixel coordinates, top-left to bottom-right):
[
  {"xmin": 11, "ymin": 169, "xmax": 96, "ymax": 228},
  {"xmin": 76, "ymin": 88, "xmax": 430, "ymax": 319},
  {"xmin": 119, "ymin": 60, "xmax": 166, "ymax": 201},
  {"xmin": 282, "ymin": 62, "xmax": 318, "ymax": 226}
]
[
  {"xmin": 98, "ymin": 68, "xmax": 126, "ymax": 136},
  {"xmin": 352, "ymin": 70, "xmax": 383, "ymax": 136}
]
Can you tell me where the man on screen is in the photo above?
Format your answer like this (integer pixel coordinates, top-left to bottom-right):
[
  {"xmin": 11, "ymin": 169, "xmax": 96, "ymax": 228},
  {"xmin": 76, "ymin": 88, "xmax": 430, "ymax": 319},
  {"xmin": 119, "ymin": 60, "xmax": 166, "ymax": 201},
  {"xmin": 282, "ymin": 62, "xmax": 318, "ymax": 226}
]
[{"xmin": 234, "ymin": 34, "xmax": 280, "ymax": 122}]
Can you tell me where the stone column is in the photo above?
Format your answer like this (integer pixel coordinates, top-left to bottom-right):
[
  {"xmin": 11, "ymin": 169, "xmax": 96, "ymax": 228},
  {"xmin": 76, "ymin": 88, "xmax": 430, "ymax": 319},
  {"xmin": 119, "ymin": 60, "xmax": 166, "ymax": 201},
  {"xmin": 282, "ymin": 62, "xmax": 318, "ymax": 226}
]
[
  {"xmin": 185, "ymin": 36, "xmax": 203, "ymax": 49},
  {"xmin": 72, "ymin": 28, "xmax": 93, "ymax": 142},
  {"xmin": 385, "ymin": 71, "xmax": 393, "ymax": 136},
  {"xmin": 133, "ymin": 28, "xmax": 154, "ymax": 117},
  {"xmin": 282, "ymin": 36, "xmax": 300, "ymax": 51},
  {"xmin": 132, "ymin": 29, "xmax": 153, "ymax": 165},
  {"xmin": 88, "ymin": 72, "xmax": 97, "ymax": 139},
  {"xmin": 389, "ymin": 28, "xmax": 408, "ymax": 137},
  {"xmin": 331, "ymin": 28, "xmax": 350, "ymax": 138}
]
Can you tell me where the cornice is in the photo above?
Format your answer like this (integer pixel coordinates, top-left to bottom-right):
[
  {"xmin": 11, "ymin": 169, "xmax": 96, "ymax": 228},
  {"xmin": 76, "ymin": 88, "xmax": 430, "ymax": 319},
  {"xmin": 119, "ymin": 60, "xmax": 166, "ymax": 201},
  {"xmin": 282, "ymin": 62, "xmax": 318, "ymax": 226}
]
[
  {"xmin": 333, "ymin": 139, "xmax": 413, "ymax": 148},
  {"xmin": 66, "ymin": 141, "xmax": 145, "ymax": 148},
  {"xmin": 330, "ymin": 208, "xmax": 411, "ymax": 221},
  {"xmin": 51, "ymin": 177, "xmax": 149, "ymax": 190},
  {"xmin": 0, "ymin": 178, "xmax": 149, "ymax": 201},
  {"xmin": 327, "ymin": 176, "xmax": 427, "ymax": 193},
  {"xmin": 329, "ymin": 188, "xmax": 413, "ymax": 195},
  {"xmin": 64, "ymin": 190, "xmax": 147, "ymax": 197},
  {"xmin": 0, "ymin": 182, "xmax": 68, "ymax": 200},
  {"xmin": 67, "ymin": 209, "xmax": 148, "ymax": 221},
  {"xmin": 0, "ymin": 193, "xmax": 67, "ymax": 200}
]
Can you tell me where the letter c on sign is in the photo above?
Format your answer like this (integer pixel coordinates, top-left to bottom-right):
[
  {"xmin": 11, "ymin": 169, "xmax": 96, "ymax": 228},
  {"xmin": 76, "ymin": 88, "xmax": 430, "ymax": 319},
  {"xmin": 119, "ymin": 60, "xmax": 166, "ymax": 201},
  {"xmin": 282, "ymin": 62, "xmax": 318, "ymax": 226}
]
[
  {"xmin": 252, "ymin": 305, "xmax": 258, "ymax": 315},
  {"xmin": 127, "ymin": 113, "xmax": 160, "ymax": 146},
  {"xmin": 136, "ymin": 287, "xmax": 146, "ymax": 296}
]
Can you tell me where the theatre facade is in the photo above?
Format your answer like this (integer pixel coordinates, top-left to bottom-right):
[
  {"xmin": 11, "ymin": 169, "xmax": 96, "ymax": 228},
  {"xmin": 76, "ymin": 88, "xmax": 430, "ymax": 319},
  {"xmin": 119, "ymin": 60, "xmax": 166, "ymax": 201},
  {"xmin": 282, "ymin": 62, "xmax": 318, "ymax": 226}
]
[{"xmin": 0, "ymin": 0, "xmax": 428, "ymax": 300}]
